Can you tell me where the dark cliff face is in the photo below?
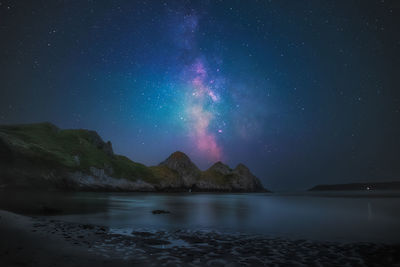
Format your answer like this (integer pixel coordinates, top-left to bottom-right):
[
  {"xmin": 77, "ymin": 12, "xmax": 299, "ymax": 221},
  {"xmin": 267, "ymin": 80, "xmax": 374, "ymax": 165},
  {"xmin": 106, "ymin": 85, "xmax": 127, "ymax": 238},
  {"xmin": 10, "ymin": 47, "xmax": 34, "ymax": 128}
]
[
  {"xmin": 159, "ymin": 151, "xmax": 201, "ymax": 187},
  {"xmin": 84, "ymin": 130, "xmax": 114, "ymax": 157},
  {"xmin": 158, "ymin": 152, "xmax": 266, "ymax": 192},
  {"xmin": 208, "ymin": 162, "xmax": 231, "ymax": 175},
  {"xmin": 0, "ymin": 123, "xmax": 267, "ymax": 192},
  {"xmin": 0, "ymin": 122, "xmax": 150, "ymax": 191},
  {"xmin": 232, "ymin": 164, "xmax": 265, "ymax": 192},
  {"xmin": 198, "ymin": 161, "xmax": 265, "ymax": 192}
]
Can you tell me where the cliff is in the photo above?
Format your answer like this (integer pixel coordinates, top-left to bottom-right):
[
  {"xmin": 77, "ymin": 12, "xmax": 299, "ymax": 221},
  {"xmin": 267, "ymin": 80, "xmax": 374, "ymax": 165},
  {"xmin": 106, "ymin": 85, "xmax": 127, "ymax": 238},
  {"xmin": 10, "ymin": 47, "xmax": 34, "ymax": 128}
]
[{"xmin": 0, "ymin": 122, "xmax": 267, "ymax": 192}]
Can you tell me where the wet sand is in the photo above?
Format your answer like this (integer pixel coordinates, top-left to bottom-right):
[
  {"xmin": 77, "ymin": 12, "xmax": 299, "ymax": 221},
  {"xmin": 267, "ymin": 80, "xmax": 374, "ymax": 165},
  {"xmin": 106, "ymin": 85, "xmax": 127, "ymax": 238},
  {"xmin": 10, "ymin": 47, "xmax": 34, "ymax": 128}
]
[{"xmin": 0, "ymin": 209, "xmax": 399, "ymax": 266}]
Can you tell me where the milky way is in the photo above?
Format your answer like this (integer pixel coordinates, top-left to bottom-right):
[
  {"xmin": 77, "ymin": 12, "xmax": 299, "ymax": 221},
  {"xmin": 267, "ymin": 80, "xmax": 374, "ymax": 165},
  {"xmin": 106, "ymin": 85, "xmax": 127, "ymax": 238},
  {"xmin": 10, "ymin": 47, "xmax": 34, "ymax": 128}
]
[
  {"xmin": 178, "ymin": 14, "xmax": 223, "ymax": 161},
  {"xmin": 185, "ymin": 58, "xmax": 221, "ymax": 161}
]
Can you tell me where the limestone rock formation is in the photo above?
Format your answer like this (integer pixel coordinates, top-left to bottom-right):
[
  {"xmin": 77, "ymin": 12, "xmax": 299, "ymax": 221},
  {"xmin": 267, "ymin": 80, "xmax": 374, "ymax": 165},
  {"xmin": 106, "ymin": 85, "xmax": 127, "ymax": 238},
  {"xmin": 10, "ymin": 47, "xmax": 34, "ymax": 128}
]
[
  {"xmin": 197, "ymin": 161, "xmax": 265, "ymax": 192},
  {"xmin": 0, "ymin": 123, "xmax": 267, "ymax": 192},
  {"xmin": 208, "ymin": 161, "xmax": 231, "ymax": 175},
  {"xmin": 159, "ymin": 151, "xmax": 201, "ymax": 187}
]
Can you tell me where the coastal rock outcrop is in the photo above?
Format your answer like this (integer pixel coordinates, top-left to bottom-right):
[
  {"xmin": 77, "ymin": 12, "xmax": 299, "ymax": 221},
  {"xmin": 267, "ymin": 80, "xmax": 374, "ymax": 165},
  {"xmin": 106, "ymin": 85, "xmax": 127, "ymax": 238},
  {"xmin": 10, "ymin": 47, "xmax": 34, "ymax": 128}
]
[
  {"xmin": 309, "ymin": 181, "xmax": 400, "ymax": 191},
  {"xmin": 159, "ymin": 151, "xmax": 201, "ymax": 187},
  {"xmin": 157, "ymin": 152, "xmax": 266, "ymax": 192},
  {"xmin": 69, "ymin": 167, "xmax": 154, "ymax": 191},
  {"xmin": 196, "ymin": 161, "xmax": 265, "ymax": 192},
  {"xmin": 0, "ymin": 122, "xmax": 267, "ymax": 192},
  {"xmin": 208, "ymin": 161, "xmax": 231, "ymax": 175},
  {"xmin": 231, "ymin": 164, "xmax": 264, "ymax": 191}
]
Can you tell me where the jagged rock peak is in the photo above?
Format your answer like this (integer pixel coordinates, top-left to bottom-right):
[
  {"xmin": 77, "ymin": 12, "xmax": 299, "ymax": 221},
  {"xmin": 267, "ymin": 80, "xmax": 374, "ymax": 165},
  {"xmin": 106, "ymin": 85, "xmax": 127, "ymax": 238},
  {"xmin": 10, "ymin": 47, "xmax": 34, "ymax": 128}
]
[
  {"xmin": 159, "ymin": 151, "xmax": 199, "ymax": 170},
  {"xmin": 166, "ymin": 151, "xmax": 191, "ymax": 161},
  {"xmin": 159, "ymin": 151, "xmax": 200, "ymax": 187},
  {"xmin": 234, "ymin": 163, "xmax": 250, "ymax": 173},
  {"xmin": 208, "ymin": 161, "xmax": 231, "ymax": 175}
]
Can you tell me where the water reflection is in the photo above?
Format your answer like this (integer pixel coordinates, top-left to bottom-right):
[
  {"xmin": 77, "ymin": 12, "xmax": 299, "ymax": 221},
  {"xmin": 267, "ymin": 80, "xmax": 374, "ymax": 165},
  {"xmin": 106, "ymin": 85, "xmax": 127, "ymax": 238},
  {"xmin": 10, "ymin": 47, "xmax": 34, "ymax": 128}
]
[
  {"xmin": 368, "ymin": 202, "xmax": 372, "ymax": 221},
  {"xmin": 1, "ymin": 191, "xmax": 400, "ymax": 242},
  {"xmin": 0, "ymin": 191, "xmax": 110, "ymax": 215}
]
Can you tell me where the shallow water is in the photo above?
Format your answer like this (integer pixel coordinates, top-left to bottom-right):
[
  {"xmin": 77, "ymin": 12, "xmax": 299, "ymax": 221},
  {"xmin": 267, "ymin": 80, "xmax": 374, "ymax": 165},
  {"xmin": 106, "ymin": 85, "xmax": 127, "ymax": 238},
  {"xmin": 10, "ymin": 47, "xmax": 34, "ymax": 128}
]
[{"xmin": 2, "ymin": 191, "xmax": 400, "ymax": 243}]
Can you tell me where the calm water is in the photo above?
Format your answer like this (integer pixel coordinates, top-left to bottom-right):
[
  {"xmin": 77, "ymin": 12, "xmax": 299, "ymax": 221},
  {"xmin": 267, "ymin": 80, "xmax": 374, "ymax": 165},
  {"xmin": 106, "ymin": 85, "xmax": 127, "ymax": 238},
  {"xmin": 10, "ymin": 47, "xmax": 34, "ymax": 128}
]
[{"xmin": 2, "ymin": 191, "xmax": 400, "ymax": 243}]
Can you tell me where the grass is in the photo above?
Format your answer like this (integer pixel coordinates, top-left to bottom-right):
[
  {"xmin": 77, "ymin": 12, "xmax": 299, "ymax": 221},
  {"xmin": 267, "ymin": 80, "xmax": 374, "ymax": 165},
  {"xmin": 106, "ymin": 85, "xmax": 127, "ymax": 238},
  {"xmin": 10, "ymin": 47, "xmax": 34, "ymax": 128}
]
[{"xmin": 0, "ymin": 122, "xmax": 156, "ymax": 183}]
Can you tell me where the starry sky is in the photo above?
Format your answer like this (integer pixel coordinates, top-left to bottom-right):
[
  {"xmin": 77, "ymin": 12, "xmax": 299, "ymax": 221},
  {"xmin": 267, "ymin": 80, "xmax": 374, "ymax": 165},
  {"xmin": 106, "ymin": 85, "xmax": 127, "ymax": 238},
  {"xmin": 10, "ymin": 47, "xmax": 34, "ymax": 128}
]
[{"xmin": 1, "ymin": 0, "xmax": 399, "ymax": 190}]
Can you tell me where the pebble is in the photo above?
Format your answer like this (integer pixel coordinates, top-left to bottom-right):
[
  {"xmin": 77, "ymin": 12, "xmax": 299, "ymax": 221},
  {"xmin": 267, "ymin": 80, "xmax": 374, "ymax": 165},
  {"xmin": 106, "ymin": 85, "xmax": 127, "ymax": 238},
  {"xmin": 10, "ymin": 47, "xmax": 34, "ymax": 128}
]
[{"xmin": 30, "ymin": 217, "xmax": 400, "ymax": 266}]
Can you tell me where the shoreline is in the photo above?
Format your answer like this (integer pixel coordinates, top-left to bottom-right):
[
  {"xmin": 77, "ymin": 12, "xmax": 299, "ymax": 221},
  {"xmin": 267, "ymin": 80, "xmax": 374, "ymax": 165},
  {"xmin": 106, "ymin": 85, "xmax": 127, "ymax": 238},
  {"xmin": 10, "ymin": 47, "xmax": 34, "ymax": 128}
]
[
  {"xmin": 1, "ymin": 210, "xmax": 399, "ymax": 266},
  {"xmin": 0, "ymin": 187, "xmax": 270, "ymax": 194}
]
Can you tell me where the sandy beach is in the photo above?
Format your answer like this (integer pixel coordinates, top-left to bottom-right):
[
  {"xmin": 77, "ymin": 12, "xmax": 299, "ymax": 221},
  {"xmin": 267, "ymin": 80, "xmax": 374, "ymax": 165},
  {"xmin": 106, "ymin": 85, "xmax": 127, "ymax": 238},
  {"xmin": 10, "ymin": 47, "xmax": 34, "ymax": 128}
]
[{"xmin": 0, "ymin": 209, "xmax": 399, "ymax": 266}]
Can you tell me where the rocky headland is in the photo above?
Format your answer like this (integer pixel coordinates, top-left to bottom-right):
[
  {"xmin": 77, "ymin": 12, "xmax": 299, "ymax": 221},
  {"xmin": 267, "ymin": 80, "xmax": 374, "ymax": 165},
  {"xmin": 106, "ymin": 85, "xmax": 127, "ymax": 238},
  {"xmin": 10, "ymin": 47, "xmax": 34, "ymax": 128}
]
[
  {"xmin": 0, "ymin": 122, "xmax": 266, "ymax": 192},
  {"xmin": 309, "ymin": 181, "xmax": 400, "ymax": 191}
]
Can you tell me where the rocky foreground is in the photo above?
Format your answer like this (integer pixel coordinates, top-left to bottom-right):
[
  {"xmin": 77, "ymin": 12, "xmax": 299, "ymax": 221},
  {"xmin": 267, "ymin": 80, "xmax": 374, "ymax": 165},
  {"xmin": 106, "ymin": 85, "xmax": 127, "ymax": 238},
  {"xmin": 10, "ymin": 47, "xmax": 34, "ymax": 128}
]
[
  {"xmin": 0, "ymin": 122, "xmax": 265, "ymax": 192},
  {"xmin": 0, "ymin": 210, "xmax": 399, "ymax": 267}
]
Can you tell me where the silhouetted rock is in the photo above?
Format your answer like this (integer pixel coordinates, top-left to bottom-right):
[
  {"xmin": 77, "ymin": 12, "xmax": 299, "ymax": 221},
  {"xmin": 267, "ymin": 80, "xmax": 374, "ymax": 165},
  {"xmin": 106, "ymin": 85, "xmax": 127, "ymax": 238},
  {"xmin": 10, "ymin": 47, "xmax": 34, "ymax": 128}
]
[
  {"xmin": 0, "ymin": 123, "xmax": 268, "ymax": 192},
  {"xmin": 159, "ymin": 151, "xmax": 201, "ymax": 187},
  {"xmin": 231, "ymin": 163, "xmax": 264, "ymax": 191},
  {"xmin": 208, "ymin": 161, "xmax": 231, "ymax": 175},
  {"xmin": 196, "ymin": 161, "xmax": 266, "ymax": 192}
]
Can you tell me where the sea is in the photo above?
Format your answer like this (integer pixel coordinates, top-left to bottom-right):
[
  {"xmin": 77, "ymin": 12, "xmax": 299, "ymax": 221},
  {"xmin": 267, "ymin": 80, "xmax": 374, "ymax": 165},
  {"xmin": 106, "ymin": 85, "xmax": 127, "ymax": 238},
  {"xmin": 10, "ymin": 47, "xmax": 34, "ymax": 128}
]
[{"xmin": 1, "ymin": 190, "xmax": 400, "ymax": 243}]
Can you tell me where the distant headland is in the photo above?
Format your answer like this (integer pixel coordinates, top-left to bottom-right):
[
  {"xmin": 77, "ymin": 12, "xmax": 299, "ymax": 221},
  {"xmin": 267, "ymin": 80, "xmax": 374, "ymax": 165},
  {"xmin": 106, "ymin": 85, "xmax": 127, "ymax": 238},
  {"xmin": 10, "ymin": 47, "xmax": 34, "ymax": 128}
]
[
  {"xmin": 0, "ymin": 122, "xmax": 267, "ymax": 192},
  {"xmin": 309, "ymin": 181, "xmax": 400, "ymax": 191}
]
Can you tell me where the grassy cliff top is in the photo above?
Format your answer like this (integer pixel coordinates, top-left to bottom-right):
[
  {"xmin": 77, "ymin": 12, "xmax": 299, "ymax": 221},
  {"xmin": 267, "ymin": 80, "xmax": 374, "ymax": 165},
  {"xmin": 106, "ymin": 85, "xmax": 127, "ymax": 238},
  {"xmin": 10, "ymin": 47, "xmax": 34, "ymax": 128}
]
[{"xmin": 0, "ymin": 122, "xmax": 158, "ymax": 183}]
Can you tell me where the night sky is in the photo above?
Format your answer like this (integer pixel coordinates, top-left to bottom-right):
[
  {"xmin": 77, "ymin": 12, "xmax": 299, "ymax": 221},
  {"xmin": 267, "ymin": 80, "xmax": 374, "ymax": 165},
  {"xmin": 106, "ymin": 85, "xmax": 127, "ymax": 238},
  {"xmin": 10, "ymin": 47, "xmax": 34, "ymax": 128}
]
[{"xmin": 1, "ymin": 0, "xmax": 399, "ymax": 190}]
